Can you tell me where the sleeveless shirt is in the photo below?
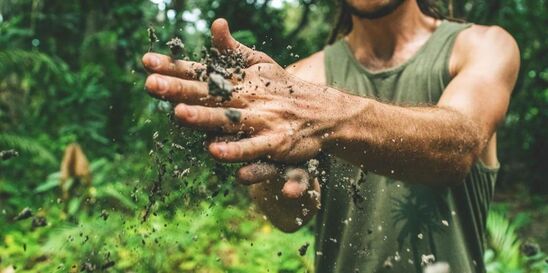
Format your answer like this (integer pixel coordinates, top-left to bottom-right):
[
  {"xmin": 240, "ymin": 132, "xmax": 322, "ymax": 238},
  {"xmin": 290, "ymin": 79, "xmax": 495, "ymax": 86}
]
[{"xmin": 316, "ymin": 21, "xmax": 499, "ymax": 273}]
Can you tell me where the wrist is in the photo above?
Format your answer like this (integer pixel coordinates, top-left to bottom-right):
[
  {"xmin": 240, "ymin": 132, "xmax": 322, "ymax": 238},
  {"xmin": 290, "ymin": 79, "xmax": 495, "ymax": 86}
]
[{"xmin": 322, "ymin": 93, "xmax": 373, "ymax": 153}]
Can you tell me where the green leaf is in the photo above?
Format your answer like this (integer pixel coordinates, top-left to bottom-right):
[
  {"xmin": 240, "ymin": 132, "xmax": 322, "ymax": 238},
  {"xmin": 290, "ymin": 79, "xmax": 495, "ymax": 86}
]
[{"xmin": 34, "ymin": 172, "xmax": 61, "ymax": 193}]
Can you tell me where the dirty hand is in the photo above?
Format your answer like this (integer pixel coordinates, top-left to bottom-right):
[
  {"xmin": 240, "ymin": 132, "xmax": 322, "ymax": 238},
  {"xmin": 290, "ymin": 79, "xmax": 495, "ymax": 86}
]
[
  {"xmin": 143, "ymin": 18, "xmax": 346, "ymax": 165},
  {"xmin": 237, "ymin": 159, "xmax": 322, "ymax": 199},
  {"xmin": 237, "ymin": 161, "xmax": 321, "ymax": 231}
]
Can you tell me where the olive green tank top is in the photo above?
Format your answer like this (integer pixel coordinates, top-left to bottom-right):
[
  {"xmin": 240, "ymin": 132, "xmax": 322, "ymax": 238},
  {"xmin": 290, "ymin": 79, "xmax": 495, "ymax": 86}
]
[{"xmin": 316, "ymin": 21, "xmax": 499, "ymax": 273}]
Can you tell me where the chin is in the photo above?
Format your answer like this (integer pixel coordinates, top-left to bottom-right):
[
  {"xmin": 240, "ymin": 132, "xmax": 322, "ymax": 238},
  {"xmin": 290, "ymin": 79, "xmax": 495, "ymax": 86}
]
[
  {"xmin": 346, "ymin": 0, "xmax": 393, "ymax": 11},
  {"xmin": 345, "ymin": 0, "xmax": 406, "ymax": 19}
]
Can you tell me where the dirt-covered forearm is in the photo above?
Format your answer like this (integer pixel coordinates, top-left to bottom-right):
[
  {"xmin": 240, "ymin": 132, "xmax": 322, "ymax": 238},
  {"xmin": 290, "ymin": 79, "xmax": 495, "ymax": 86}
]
[{"xmin": 326, "ymin": 95, "xmax": 485, "ymax": 186}]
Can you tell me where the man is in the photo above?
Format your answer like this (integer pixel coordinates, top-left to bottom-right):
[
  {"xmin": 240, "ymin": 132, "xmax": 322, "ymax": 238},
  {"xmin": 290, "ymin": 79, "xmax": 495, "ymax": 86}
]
[{"xmin": 142, "ymin": 0, "xmax": 519, "ymax": 272}]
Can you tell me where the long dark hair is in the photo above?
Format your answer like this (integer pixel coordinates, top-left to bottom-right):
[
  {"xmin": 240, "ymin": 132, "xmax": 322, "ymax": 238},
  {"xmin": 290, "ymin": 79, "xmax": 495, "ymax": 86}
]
[{"xmin": 327, "ymin": 0, "xmax": 449, "ymax": 44}]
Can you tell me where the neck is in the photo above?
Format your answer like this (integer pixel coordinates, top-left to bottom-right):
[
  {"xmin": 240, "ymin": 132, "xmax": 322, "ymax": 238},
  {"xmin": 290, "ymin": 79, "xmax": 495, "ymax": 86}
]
[{"xmin": 347, "ymin": 1, "xmax": 438, "ymax": 61}]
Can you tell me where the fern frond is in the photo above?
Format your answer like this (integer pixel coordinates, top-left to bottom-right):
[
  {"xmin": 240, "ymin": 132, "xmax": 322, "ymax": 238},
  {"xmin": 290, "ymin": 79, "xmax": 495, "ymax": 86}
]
[
  {"xmin": 486, "ymin": 209, "xmax": 522, "ymax": 271},
  {"xmin": 0, "ymin": 133, "xmax": 57, "ymax": 165},
  {"xmin": 0, "ymin": 49, "xmax": 70, "ymax": 80}
]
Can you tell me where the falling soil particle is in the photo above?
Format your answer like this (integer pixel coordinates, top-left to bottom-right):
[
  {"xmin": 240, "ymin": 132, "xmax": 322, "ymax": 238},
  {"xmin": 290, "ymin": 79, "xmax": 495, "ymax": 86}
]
[
  {"xmin": 166, "ymin": 37, "xmax": 184, "ymax": 58},
  {"xmin": 100, "ymin": 209, "xmax": 109, "ymax": 221},
  {"xmin": 423, "ymin": 262, "xmax": 450, "ymax": 273},
  {"xmin": 13, "ymin": 207, "xmax": 33, "ymax": 221},
  {"xmin": 350, "ymin": 183, "xmax": 366, "ymax": 207},
  {"xmin": 142, "ymin": 131, "xmax": 168, "ymax": 223},
  {"xmin": 383, "ymin": 256, "xmax": 393, "ymax": 268},
  {"xmin": 298, "ymin": 242, "xmax": 310, "ymax": 256},
  {"xmin": 421, "ymin": 254, "xmax": 436, "ymax": 266},
  {"xmin": 82, "ymin": 235, "xmax": 89, "ymax": 245},
  {"xmin": 1, "ymin": 149, "xmax": 19, "ymax": 161},
  {"xmin": 101, "ymin": 260, "xmax": 115, "ymax": 270},
  {"xmin": 80, "ymin": 262, "xmax": 96, "ymax": 272},
  {"xmin": 521, "ymin": 242, "xmax": 540, "ymax": 257},
  {"xmin": 31, "ymin": 216, "xmax": 47, "ymax": 229},
  {"xmin": 147, "ymin": 26, "xmax": 159, "ymax": 52}
]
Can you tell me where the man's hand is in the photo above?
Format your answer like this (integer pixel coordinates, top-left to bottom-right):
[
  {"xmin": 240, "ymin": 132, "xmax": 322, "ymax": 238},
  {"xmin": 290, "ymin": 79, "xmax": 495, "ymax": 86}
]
[
  {"xmin": 143, "ymin": 18, "xmax": 330, "ymax": 231},
  {"xmin": 143, "ymin": 18, "xmax": 347, "ymax": 164},
  {"xmin": 237, "ymin": 162, "xmax": 321, "ymax": 232}
]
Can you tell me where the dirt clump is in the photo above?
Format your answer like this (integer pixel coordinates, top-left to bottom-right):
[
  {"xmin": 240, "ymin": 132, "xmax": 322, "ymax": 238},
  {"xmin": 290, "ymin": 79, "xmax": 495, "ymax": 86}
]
[
  {"xmin": 193, "ymin": 47, "xmax": 246, "ymax": 101},
  {"xmin": 166, "ymin": 37, "xmax": 184, "ymax": 58}
]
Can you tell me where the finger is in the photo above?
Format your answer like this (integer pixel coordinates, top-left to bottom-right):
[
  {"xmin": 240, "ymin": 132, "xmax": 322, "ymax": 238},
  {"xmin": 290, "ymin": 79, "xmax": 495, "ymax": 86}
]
[
  {"xmin": 205, "ymin": 133, "xmax": 243, "ymax": 144},
  {"xmin": 236, "ymin": 162, "xmax": 279, "ymax": 185},
  {"xmin": 142, "ymin": 52, "xmax": 205, "ymax": 80},
  {"xmin": 174, "ymin": 104, "xmax": 259, "ymax": 133},
  {"xmin": 146, "ymin": 74, "xmax": 247, "ymax": 107},
  {"xmin": 210, "ymin": 18, "xmax": 274, "ymax": 66},
  {"xmin": 282, "ymin": 168, "xmax": 310, "ymax": 198},
  {"xmin": 282, "ymin": 180, "xmax": 309, "ymax": 199},
  {"xmin": 208, "ymin": 134, "xmax": 280, "ymax": 162},
  {"xmin": 145, "ymin": 74, "xmax": 211, "ymax": 104}
]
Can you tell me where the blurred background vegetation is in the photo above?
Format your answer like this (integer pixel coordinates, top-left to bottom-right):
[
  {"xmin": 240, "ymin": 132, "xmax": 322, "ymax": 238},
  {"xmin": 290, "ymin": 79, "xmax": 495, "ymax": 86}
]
[{"xmin": 0, "ymin": 0, "xmax": 546, "ymax": 272}]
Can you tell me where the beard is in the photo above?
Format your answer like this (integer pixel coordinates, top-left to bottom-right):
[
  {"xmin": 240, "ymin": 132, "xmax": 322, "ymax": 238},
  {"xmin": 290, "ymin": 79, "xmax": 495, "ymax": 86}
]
[{"xmin": 345, "ymin": 0, "xmax": 406, "ymax": 19}]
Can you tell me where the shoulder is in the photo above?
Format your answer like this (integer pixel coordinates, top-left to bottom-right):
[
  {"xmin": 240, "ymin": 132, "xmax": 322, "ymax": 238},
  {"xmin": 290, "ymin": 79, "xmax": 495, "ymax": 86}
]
[
  {"xmin": 285, "ymin": 50, "xmax": 326, "ymax": 85},
  {"xmin": 450, "ymin": 24, "xmax": 520, "ymax": 78}
]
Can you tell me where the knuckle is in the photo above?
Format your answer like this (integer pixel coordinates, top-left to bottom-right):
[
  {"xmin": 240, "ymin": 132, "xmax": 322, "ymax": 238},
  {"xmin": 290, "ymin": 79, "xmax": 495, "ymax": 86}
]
[
  {"xmin": 246, "ymin": 64, "xmax": 261, "ymax": 74},
  {"xmin": 205, "ymin": 108, "xmax": 218, "ymax": 126},
  {"xmin": 233, "ymin": 143, "xmax": 244, "ymax": 160},
  {"xmin": 273, "ymin": 136, "xmax": 290, "ymax": 159},
  {"xmin": 168, "ymin": 62, "xmax": 177, "ymax": 74}
]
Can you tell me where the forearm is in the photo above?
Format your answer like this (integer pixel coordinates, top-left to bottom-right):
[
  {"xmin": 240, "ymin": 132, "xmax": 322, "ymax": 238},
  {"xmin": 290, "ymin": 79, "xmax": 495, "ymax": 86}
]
[{"xmin": 326, "ymin": 94, "xmax": 485, "ymax": 186}]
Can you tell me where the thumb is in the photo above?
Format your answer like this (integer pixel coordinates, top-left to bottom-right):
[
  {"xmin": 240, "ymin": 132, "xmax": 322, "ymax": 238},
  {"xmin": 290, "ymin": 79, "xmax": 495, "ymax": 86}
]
[
  {"xmin": 281, "ymin": 168, "xmax": 310, "ymax": 199},
  {"xmin": 211, "ymin": 18, "xmax": 274, "ymax": 66}
]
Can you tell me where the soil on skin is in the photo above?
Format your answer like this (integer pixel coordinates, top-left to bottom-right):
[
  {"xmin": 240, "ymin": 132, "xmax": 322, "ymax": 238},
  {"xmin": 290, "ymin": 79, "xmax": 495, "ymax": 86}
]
[{"xmin": 224, "ymin": 109, "xmax": 241, "ymax": 123}]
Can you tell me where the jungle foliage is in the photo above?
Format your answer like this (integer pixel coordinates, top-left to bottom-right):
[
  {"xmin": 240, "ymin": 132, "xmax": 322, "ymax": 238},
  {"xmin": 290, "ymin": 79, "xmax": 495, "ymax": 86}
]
[{"xmin": 0, "ymin": 0, "xmax": 546, "ymax": 272}]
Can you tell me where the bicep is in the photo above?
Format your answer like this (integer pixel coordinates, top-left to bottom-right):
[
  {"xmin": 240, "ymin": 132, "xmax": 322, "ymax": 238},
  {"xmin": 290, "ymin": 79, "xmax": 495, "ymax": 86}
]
[{"xmin": 437, "ymin": 26, "xmax": 520, "ymax": 139}]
